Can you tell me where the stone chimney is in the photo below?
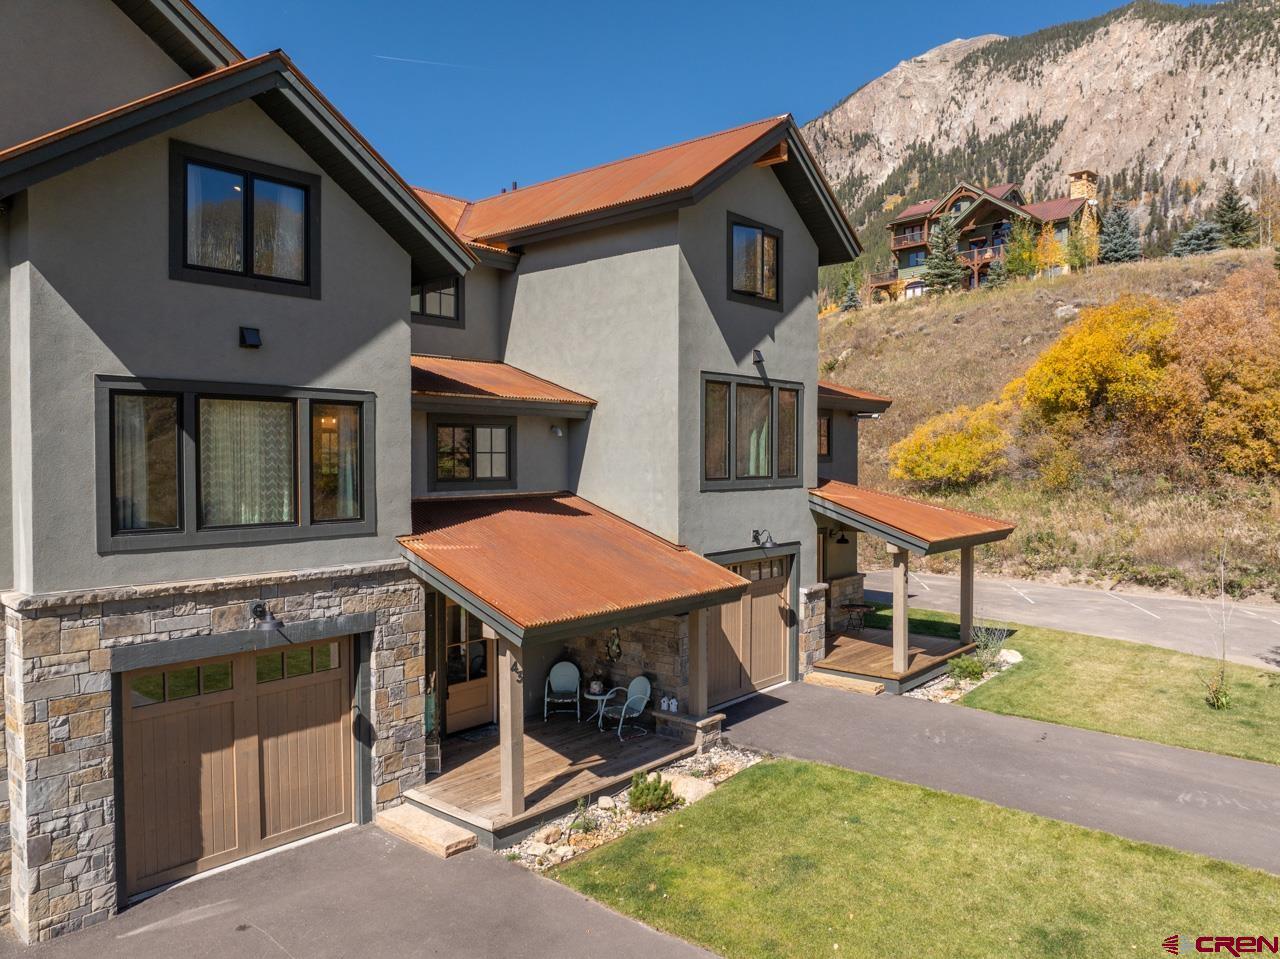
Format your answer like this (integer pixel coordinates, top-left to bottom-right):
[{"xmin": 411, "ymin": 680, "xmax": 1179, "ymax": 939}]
[{"xmin": 1068, "ymin": 169, "xmax": 1098, "ymax": 200}]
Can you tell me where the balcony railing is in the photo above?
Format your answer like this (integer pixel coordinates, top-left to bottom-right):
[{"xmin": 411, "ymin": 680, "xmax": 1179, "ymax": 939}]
[
  {"xmin": 867, "ymin": 269, "xmax": 898, "ymax": 286},
  {"xmin": 957, "ymin": 246, "xmax": 1006, "ymax": 266},
  {"xmin": 891, "ymin": 231, "xmax": 926, "ymax": 250}
]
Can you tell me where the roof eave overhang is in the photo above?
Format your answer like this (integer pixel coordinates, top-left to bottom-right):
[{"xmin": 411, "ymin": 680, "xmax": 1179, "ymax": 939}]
[
  {"xmin": 110, "ymin": 0, "xmax": 243, "ymax": 76},
  {"xmin": 0, "ymin": 55, "xmax": 475, "ymax": 280},
  {"xmin": 399, "ymin": 543, "xmax": 744, "ymax": 648},
  {"xmin": 809, "ymin": 493, "xmax": 1013, "ymax": 556},
  {"xmin": 819, "ymin": 394, "xmax": 892, "ymax": 415},
  {"xmin": 410, "ymin": 394, "xmax": 594, "ymax": 419}
]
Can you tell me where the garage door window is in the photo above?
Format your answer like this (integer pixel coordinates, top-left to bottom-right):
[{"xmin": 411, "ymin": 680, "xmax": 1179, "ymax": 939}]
[{"xmin": 128, "ymin": 660, "xmax": 234, "ymax": 707}]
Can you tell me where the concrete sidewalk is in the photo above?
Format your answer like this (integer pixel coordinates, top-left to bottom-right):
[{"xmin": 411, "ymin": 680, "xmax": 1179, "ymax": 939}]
[
  {"xmin": 0, "ymin": 826, "xmax": 712, "ymax": 958},
  {"xmin": 724, "ymin": 682, "xmax": 1280, "ymax": 874},
  {"xmin": 862, "ymin": 569, "xmax": 1280, "ymax": 670}
]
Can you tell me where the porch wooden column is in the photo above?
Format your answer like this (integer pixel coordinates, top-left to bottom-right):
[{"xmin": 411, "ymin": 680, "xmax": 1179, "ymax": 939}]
[
  {"xmin": 687, "ymin": 608, "xmax": 709, "ymax": 717},
  {"xmin": 959, "ymin": 545, "xmax": 975, "ymax": 645},
  {"xmin": 889, "ymin": 544, "xmax": 910, "ymax": 674},
  {"xmin": 496, "ymin": 631, "xmax": 525, "ymax": 818}
]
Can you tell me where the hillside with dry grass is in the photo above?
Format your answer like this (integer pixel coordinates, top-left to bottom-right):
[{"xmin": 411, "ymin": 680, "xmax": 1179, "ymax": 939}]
[{"xmin": 821, "ymin": 249, "xmax": 1280, "ymax": 598}]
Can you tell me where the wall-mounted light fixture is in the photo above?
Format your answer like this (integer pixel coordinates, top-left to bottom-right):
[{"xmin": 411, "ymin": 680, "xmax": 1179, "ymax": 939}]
[
  {"xmin": 239, "ymin": 326, "xmax": 262, "ymax": 349},
  {"xmin": 836, "ymin": 532, "xmax": 849, "ymax": 545},
  {"xmin": 550, "ymin": 425, "xmax": 564, "ymax": 437},
  {"xmin": 251, "ymin": 601, "xmax": 284, "ymax": 633},
  {"xmin": 752, "ymin": 529, "xmax": 777, "ymax": 549},
  {"xmin": 752, "ymin": 349, "xmax": 764, "ymax": 365}
]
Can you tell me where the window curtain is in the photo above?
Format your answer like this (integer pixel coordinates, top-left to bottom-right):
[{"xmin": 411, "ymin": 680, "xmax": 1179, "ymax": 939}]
[
  {"xmin": 312, "ymin": 403, "xmax": 360, "ymax": 521},
  {"xmin": 112, "ymin": 394, "xmax": 178, "ymax": 531},
  {"xmin": 736, "ymin": 385, "xmax": 772, "ymax": 478},
  {"xmin": 199, "ymin": 398, "xmax": 295, "ymax": 527}
]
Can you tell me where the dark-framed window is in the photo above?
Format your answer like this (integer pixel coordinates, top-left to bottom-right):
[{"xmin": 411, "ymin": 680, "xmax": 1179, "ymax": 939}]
[
  {"xmin": 727, "ymin": 213, "xmax": 782, "ymax": 308},
  {"xmin": 700, "ymin": 373, "xmax": 803, "ymax": 490},
  {"xmin": 903, "ymin": 249, "xmax": 927, "ymax": 268},
  {"xmin": 96, "ymin": 377, "xmax": 375, "ymax": 552},
  {"xmin": 411, "ymin": 276, "xmax": 464, "ymax": 328},
  {"xmin": 818, "ymin": 411, "xmax": 833, "ymax": 461},
  {"xmin": 428, "ymin": 415, "xmax": 515, "ymax": 491},
  {"xmin": 170, "ymin": 141, "xmax": 321, "ymax": 299}
]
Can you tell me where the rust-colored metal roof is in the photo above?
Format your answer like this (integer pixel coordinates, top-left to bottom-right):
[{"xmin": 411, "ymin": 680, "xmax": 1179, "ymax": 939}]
[
  {"xmin": 810, "ymin": 480, "xmax": 1014, "ymax": 555},
  {"xmin": 818, "ymin": 381, "xmax": 893, "ymax": 411},
  {"xmin": 887, "ymin": 197, "xmax": 938, "ymax": 224},
  {"xmin": 399, "ymin": 493, "xmax": 747, "ymax": 637},
  {"xmin": 1020, "ymin": 196, "xmax": 1087, "ymax": 222},
  {"xmin": 986, "ymin": 183, "xmax": 1019, "ymax": 200},
  {"xmin": 413, "ymin": 188, "xmax": 469, "ymax": 233},
  {"xmin": 420, "ymin": 116, "xmax": 788, "ymax": 244},
  {"xmin": 411, "ymin": 355, "xmax": 596, "ymax": 407}
]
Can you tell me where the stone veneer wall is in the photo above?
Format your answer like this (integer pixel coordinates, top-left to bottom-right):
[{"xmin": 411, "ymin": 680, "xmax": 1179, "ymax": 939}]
[
  {"xmin": 562, "ymin": 616, "xmax": 688, "ymax": 712},
  {"xmin": 798, "ymin": 584, "xmax": 827, "ymax": 674},
  {"xmin": 826, "ymin": 573, "xmax": 866, "ymax": 633},
  {"xmin": 1, "ymin": 559, "xmax": 424, "ymax": 943}
]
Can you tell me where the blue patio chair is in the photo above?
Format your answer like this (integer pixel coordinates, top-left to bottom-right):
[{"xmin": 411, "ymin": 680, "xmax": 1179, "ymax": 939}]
[
  {"xmin": 600, "ymin": 675, "xmax": 651, "ymax": 741},
  {"xmin": 544, "ymin": 661, "xmax": 581, "ymax": 721}
]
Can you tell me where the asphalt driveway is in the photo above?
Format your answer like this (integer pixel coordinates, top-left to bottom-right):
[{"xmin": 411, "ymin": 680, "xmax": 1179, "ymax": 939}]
[
  {"xmin": 862, "ymin": 569, "xmax": 1280, "ymax": 670},
  {"xmin": 724, "ymin": 682, "xmax": 1280, "ymax": 875},
  {"xmin": 0, "ymin": 826, "xmax": 712, "ymax": 958}
]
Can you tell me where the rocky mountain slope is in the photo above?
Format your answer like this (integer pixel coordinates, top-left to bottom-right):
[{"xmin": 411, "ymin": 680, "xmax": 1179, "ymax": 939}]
[{"xmin": 804, "ymin": 0, "xmax": 1280, "ymax": 271}]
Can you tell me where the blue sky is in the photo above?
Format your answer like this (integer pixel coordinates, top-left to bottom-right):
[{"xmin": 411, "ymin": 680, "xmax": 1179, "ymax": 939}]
[{"xmin": 198, "ymin": 0, "xmax": 1177, "ymax": 200}]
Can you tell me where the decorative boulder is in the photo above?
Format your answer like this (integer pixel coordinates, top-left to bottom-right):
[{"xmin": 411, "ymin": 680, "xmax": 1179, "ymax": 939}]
[{"xmin": 664, "ymin": 773, "xmax": 714, "ymax": 805}]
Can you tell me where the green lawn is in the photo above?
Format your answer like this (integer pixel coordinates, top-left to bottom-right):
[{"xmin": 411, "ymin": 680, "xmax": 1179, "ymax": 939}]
[
  {"xmin": 863, "ymin": 606, "xmax": 1280, "ymax": 765},
  {"xmin": 556, "ymin": 761, "xmax": 1280, "ymax": 959}
]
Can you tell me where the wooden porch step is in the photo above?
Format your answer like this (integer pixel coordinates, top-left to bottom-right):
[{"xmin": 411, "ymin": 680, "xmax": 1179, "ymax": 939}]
[
  {"xmin": 377, "ymin": 802, "xmax": 477, "ymax": 858},
  {"xmin": 805, "ymin": 671, "xmax": 885, "ymax": 696}
]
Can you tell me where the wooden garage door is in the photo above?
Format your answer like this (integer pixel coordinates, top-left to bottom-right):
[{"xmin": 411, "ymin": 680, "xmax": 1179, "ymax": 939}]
[
  {"xmin": 122, "ymin": 637, "xmax": 353, "ymax": 895},
  {"xmin": 708, "ymin": 558, "xmax": 790, "ymax": 706}
]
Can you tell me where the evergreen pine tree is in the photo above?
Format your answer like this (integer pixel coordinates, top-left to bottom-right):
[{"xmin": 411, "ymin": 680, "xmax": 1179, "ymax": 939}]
[
  {"xmin": 1171, "ymin": 220, "xmax": 1224, "ymax": 257},
  {"xmin": 921, "ymin": 213, "xmax": 966, "ymax": 296},
  {"xmin": 1097, "ymin": 208, "xmax": 1141, "ymax": 263},
  {"xmin": 1273, "ymin": 243, "xmax": 1280, "ymax": 277},
  {"xmin": 841, "ymin": 280, "xmax": 862, "ymax": 312},
  {"xmin": 986, "ymin": 258, "xmax": 1009, "ymax": 289},
  {"xmin": 1213, "ymin": 181, "xmax": 1257, "ymax": 249}
]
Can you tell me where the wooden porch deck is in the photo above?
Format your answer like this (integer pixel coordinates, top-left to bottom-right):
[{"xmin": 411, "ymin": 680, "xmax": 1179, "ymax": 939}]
[
  {"xmin": 819, "ymin": 627, "xmax": 973, "ymax": 684},
  {"xmin": 407, "ymin": 717, "xmax": 692, "ymax": 836}
]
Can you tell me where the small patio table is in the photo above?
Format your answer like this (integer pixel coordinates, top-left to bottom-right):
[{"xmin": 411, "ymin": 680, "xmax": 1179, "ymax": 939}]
[{"xmin": 583, "ymin": 690, "xmax": 611, "ymax": 729}]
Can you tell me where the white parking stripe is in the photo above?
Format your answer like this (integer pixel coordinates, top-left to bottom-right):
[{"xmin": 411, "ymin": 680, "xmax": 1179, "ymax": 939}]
[
  {"xmin": 1238, "ymin": 608, "xmax": 1262, "ymax": 619},
  {"xmin": 1109, "ymin": 591, "xmax": 1161, "ymax": 619},
  {"xmin": 1006, "ymin": 583, "xmax": 1036, "ymax": 605}
]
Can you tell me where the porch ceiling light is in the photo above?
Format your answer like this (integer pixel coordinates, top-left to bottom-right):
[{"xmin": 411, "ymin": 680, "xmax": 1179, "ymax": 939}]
[
  {"xmin": 752, "ymin": 529, "xmax": 777, "ymax": 549},
  {"xmin": 836, "ymin": 532, "xmax": 849, "ymax": 545}
]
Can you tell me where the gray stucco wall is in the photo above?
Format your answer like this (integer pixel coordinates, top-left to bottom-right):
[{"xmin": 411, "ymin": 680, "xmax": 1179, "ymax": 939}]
[
  {"xmin": 410, "ymin": 409, "xmax": 571, "ymax": 498},
  {"xmin": 501, "ymin": 216, "xmax": 681, "ymax": 541},
  {"xmin": 409, "ymin": 264, "xmax": 504, "ymax": 361},
  {"xmin": 819, "ymin": 408, "xmax": 859, "ymax": 485},
  {"xmin": 14, "ymin": 100, "xmax": 414, "ymax": 592},
  {"xmin": 675, "ymin": 165, "xmax": 820, "ymax": 586},
  {"xmin": 0, "ymin": 0, "xmax": 189, "ymax": 151}
]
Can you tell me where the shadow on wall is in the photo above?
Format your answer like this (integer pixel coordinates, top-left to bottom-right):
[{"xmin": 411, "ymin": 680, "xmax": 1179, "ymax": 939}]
[{"xmin": 682, "ymin": 245, "xmax": 784, "ymax": 367}]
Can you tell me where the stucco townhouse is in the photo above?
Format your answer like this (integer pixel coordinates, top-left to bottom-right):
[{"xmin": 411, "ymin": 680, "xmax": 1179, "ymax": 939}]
[{"xmin": 0, "ymin": 0, "xmax": 1014, "ymax": 943}]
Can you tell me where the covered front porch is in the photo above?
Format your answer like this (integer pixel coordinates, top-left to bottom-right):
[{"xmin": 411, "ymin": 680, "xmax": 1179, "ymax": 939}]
[
  {"xmin": 398, "ymin": 492, "xmax": 748, "ymax": 845},
  {"xmin": 811, "ymin": 480, "xmax": 1015, "ymax": 693}
]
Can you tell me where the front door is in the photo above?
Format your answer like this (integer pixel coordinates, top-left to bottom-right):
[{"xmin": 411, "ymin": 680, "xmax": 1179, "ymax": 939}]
[{"xmin": 444, "ymin": 599, "xmax": 495, "ymax": 731}]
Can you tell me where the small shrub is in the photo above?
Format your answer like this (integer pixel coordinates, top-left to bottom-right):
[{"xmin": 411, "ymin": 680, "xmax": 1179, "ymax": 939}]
[
  {"xmin": 889, "ymin": 400, "xmax": 1011, "ymax": 487},
  {"xmin": 947, "ymin": 654, "xmax": 986, "ymax": 683},
  {"xmin": 971, "ymin": 620, "xmax": 1011, "ymax": 669},
  {"xmin": 570, "ymin": 797, "xmax": 598, "ymax": 833},
  {"xmin": 627, "ymin": 772, "xmax": 678, "ymax": 813},
  {"xmin": 1203, "ymin": 666, "xmax": 1232, "ymax": 710}
]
